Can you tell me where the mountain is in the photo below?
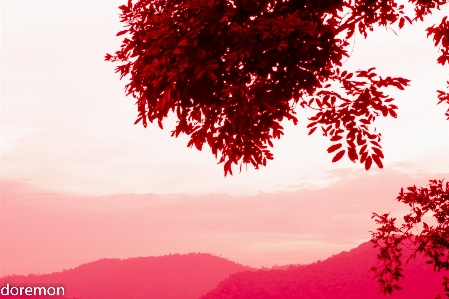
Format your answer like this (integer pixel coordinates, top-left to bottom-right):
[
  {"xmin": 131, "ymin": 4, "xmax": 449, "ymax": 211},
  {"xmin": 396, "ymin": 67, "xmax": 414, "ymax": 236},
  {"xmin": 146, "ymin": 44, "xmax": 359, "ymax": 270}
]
[
  {"xmin": 0, "ymin": 253, "xmax": 252, "ymax": 299},
  {"xmin": 200, "ymin": 242, "xmax": 447, "ymax": 299},
  {"xmin": 1, "ymin": 243, "xmax": 446, "ymax": 299}
]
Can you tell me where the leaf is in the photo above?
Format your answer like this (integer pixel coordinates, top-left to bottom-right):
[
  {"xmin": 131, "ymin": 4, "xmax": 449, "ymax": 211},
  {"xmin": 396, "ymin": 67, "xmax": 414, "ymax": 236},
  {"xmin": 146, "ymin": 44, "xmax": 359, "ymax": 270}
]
[
  {"xmin": 399, "ymin": 18, "xmax": 405, "ymax": 29},
  {"xmin": 359, "ymin": 144, "xmax": 368, "ymax": 155},
  {"xmin": 119, "ymin": 5, "xmax": 129, "ymax": 12},
  {"xmin": 134, "ymin": 117, "xmax": 143, "ymax": 125},
  {"xmin": 330, "ymin": 135, "xmax": 343, "ymax": 141},
  {"xmin": 327, "ymin": 143, "xmax": 342, "ymax": 153},
  {"xmin": 207, "ymin": 71, "xmax": 217, "ymax": 81},
  {"xmin": 332, "ymin": 150, "xmax": 345, "ymax": 162},
  {"xmin": 357, "ymin": 134, "xmax": 366, "ymax": 146},
  {"xmin": 195, "ymin": 139, "xmax": 203, "ymax": 151},
  {"xmin": 365, "ymin": 156, "xmax": 373, "ymax": 170},
  {"xmin": 207, "ymin": 64, "xmax": 220, "ymax": 70},
  {"xmin": 196, "ymin": 68, "xmax": 206, "ymax": 79},
  {"xmin": 372, "ymin": 147, "xmax": 384, "ymax": 159},
  {"xmin": 173, "ymin": 48, "xmax": 181, "ymax": 54},
  {"xmin": 372, "ymin": 154, "xmax": 383, "ymax": 168},
  {"xmin": 178, "ymin": 39, "xmax": 188, "ymax": 46},
  {"xmin": 116, "ymin": 30, "xmax": 129, "ymax": 36},
  {"xmin": 224, "ymin": 159, "xmax": 233, "ymax": 176},
  {"xmin": 348, "ymin": 147, "xmax": 358, "ymax": 162},
  {"xmin": 389, "ymin": 109, "xmax": 397, "ymax": 118},
  {"xmin": 308, "ymin": 127, "xmax": 317, "ymax": 135},
  {"xmin": 359, "ymin": 118, "xmax": 370, "ymax": 124}
]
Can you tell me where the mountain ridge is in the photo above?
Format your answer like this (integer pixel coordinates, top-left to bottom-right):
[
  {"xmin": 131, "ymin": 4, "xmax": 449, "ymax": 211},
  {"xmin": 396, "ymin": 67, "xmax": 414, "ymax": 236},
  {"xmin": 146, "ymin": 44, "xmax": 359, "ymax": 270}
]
[
  {"xmin": 1, "ymin": 242, "xmax": 446, "ymax": 299},
  {"xmin": 1, "ymin": 253, "xmax": 252, "ymax": 299},
  {"xmin": 200, "ymin": 242, "xmax": 446, "ymax": 299}
]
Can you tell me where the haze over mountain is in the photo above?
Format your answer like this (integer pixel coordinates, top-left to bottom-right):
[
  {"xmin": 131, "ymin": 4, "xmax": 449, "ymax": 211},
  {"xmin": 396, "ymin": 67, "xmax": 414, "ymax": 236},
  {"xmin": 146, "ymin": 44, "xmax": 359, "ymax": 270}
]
[{"xmin": 1, "ymin": 242, "xmax": 446, "ymax": 299}]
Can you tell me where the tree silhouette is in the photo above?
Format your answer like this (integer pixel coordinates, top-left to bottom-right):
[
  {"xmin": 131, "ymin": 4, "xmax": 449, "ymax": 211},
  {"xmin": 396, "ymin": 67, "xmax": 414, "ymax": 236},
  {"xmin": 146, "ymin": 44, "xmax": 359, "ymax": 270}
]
[
  {"xmin": 371, "ymin": 180, "xmax": 449, "ymax": 298},
  {"xmin": 107, "ymin": 0, "xmax": 447, "ymax": 175}
]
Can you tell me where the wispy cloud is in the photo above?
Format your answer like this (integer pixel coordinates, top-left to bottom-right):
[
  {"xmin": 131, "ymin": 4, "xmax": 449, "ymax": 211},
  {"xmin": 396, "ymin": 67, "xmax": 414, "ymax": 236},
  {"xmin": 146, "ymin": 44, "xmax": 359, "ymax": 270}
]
[{"xmin": 2, "ymin": 167, "xmax": 447, "ymax": 276}]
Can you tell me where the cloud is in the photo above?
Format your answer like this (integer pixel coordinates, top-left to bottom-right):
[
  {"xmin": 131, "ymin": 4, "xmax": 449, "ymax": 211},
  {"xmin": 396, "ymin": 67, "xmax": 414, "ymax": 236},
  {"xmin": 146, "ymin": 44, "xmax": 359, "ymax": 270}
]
[{"xmin": 2, "ymin": 167, "xmax": 447, "ymax": 276}]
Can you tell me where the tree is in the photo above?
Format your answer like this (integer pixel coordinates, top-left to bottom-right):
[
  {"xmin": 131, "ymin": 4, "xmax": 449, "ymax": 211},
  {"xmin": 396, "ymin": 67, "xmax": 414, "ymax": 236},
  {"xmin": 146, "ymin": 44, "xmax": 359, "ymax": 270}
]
[
  {"xmin": 369, "ymin": 14, "xmax": 449, "ymax": 297},
  {"xmin": 106, "ymin": 0, "xmax": 449, "ymax": 296},
  {"xmin": 371, "ymin": 180, "xmax": 449, "ymax": 298},
  {"xmin": 106, "ymin": 0, "xmax": 449, "ymax": 176}
]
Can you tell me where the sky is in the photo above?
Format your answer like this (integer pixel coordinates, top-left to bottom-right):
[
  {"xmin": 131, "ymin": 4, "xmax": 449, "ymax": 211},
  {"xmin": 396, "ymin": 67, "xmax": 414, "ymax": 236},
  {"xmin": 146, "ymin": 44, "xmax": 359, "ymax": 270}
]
[{"xmin": 1, "ymin": 1, "xmax": 449, "ymax": 276}]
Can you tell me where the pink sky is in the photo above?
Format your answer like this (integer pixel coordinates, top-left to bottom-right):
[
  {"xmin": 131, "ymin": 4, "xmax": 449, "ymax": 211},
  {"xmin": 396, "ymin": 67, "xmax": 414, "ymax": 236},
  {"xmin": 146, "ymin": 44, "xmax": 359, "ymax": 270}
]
[{"xmin": 1, "ymin": 1, "xmax": 449, "ymax": 276}]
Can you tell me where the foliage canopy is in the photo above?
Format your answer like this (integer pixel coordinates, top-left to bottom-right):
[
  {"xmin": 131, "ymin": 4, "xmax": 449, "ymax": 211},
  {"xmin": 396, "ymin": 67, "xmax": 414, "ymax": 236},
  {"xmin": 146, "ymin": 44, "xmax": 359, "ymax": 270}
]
[{"xmin": 106, "ymin": 0, "xmax": 448, "ymax": 175}]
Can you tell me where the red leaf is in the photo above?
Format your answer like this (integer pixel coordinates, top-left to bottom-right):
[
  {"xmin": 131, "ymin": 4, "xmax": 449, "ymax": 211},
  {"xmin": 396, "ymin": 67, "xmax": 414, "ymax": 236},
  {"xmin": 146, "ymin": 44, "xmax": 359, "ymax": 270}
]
[
  {"xmin": 207, "ymin": 71, "xmax": 217, "ymax": 81},
  {"xmin": 327, "ymin": 143, "xmax": 342, "ymax": 153},
  {"xmin": 389, "ymin": 109, "xmax": 397, "ymax": 118},
  {"xmin": 332, "ymin": 150, "xmax": 345, "ymax": 162},
  {"xmin": 330, "ymin": 135, "xmax": 343, "ymax": 141},
  {"xmin": 119, "ymin": 5, "xmax": 129, "ymax": 12},
  {"xmin": 371, "ymin": 140, "xmax": 381, "ymax": 147},
  {"xmin": 116, "ymin": 30, "xmax": 128, "ymax": 36},
  {"xmin": 372, "ymin": 154, "xmax": 383, "ymax": 168},
  {"xmin": 178, "ymin": 39, "xmax": 188, "ymax": 46},
  {"xmin": 196, "ymin": 69, "xmax": 206, "ymax": 79},
  {"xmin": 195, "ymin": 139, "xmax": 203, "ymax": 151},
  {"xmin": 134, "ymin": 117, "xmax": 143, "ymax": 125},
  {"xmin": 357, "ymin": 134, "xmax": 366, "ymax": 146},
  {"xmin": 207, "ymin": 64, "xmax": 220, "ymax": 70},
  {"xmin": 372, "ymin": 147, "xmax": 384, "ymax": 159},
  {"xmin": 365, "ymin": 156, "xmax": 373, "ymax": 170},
  {"xmin": 399, "ymin": 18, "xmax": 405, "ymax": 29},
  {"xmin": 308, "ymin": 127, "xmax": 317, "ymax": 135},
  {"xmin": 348, "ymin": 147, "xmax": 358, "ymax": 162},
  {"xmin": 360, "ymin": 151, "xmax": 368, "ymax": 163},
  {"xmin": 359, "ymin": 119, "xmax": 370, "ymax": 124},
  {"xmin": 224, "ymin": 159, "xmax": 233, "ymax": 176}
]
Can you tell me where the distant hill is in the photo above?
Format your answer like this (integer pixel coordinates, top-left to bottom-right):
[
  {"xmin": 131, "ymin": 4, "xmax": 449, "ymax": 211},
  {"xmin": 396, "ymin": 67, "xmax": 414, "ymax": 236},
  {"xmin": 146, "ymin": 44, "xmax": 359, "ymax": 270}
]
[
  {"xmin": 1, "ymin": 243, "xmax": 446, "ymax": 299},
  {"xmin": 200, "ymin": 242, "xmax": 447, "ymax": 299},
  {"xmin": 0, "ymin": 253, "xmax": 252, "ymax": 299}
]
